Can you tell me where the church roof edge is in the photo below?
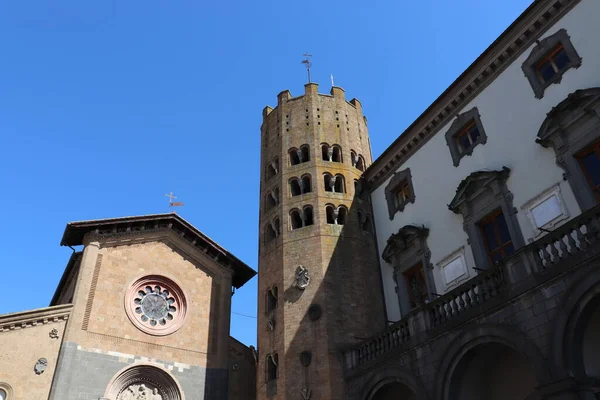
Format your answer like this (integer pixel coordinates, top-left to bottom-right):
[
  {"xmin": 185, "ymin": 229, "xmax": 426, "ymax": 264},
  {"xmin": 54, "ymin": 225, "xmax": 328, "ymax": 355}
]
[{"xmin": 60, "ymin": 213, "xmax": 256, "ymax": 288}]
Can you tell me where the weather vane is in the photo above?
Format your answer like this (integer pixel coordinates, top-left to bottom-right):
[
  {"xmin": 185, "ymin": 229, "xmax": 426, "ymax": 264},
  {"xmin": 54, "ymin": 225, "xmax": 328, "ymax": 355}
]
[
  {"xmin": 164, "ymin": 192, "xmax": 184, "ymax": 213},
  {"xmin": 301, "ymin": 53, "xmax": 312, "ymax": 83}
]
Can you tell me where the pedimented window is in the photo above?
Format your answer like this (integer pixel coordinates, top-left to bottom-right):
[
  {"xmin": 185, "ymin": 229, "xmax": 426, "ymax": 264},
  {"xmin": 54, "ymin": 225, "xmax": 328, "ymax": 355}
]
[{"xmin": 536, "ymin": 88, "xmax": 600, "ymax": 211}]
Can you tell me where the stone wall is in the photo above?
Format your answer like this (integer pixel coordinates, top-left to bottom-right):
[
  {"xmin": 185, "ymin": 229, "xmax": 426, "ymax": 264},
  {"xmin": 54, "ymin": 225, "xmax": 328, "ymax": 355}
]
[{"xmin": 0, "ymin": 305, "xmax": 71, "ymax": 400}]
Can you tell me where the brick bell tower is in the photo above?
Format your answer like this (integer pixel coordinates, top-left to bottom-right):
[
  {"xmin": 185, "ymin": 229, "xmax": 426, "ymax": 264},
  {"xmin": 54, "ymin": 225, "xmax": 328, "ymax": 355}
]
[{"xmin": 257, "ymin": 83, "xmax": 385, "ymax": 399}]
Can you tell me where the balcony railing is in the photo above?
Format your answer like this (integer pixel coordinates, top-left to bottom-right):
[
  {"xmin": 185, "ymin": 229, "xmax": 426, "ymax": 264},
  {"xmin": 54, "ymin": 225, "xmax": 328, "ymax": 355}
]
[{"xmin": 343, "ymin": 204, "xmax": 600, "ymax": 372}]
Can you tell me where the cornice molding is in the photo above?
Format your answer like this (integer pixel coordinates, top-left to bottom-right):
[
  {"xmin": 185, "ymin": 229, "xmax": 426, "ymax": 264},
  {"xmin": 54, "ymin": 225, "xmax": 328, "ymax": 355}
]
[
  {"xmin": 0, "ymin": 304, "xmax": 72, "ymax": 333},
  {"xmin": 365, "ymin": 0, "xmax": 581, "ymax": 190}
]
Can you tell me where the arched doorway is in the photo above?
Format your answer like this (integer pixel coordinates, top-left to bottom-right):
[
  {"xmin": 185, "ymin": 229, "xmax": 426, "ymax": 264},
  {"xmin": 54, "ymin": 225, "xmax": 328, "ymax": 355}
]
[
  {"xmin": 568, "ymin": 293, "xmax": 600, "ymax": 378},
  {"xmin": 104, "ymin": 364, "xmax": 184, "ymax": 400},
  {"xmin": 448, "ymin": 342, "xmax": 537, "ymax": 400},
  {"xmin": 370, "ymin": 381, "xmax": 416, "ymax": 400}
]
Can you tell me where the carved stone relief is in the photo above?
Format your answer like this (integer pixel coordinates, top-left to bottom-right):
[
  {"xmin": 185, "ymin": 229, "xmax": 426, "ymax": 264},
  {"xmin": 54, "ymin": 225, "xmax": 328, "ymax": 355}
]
[
  {"xmin": 294, "ymin": 266, "xmax": 310, "ymax": 289},
  {"xmin": 49, "ymin": 328, "xmax": 59, "ymax": 339},
  {"xmin": 118, "ymin": 384, "xmax": 162, "ymax": 400},
  {"xmin": 34, "ymin": 358, "xmax": 47, "ymax": 375}
]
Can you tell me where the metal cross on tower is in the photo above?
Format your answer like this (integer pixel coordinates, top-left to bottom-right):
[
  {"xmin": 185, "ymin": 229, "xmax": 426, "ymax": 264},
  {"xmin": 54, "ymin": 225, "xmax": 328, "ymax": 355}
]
[{"xmin": 301, "ymin": 53, "xmax": 312, "ymax": 83}]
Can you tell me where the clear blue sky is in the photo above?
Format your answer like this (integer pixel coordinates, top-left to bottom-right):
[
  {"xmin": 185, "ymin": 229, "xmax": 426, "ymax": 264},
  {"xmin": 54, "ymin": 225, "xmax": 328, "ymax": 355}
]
[{"xmin": 0, "ymin": 0, "xmax": 531, "ymax": 346}]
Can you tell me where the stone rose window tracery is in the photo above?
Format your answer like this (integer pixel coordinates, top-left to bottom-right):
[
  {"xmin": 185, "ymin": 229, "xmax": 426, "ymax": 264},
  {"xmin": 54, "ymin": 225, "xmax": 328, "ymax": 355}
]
[{"xmin": 125, "ymin": 275, "xmax": 187, "ymax": 336}]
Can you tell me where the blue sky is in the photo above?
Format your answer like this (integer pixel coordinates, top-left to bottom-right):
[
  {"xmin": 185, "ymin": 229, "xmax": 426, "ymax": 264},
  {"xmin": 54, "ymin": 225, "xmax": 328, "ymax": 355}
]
[{"xmin": 0, "ymin": 0, "xmax": 532, "ymax": 346}]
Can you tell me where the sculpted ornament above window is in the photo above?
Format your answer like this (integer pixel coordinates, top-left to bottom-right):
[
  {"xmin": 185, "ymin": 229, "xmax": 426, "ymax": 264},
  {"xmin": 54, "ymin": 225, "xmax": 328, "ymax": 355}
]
[
  {"xmin": 118, "ymin": 384, "xmax": 162, "ymax": 400},
  {"xmin": 125, "ymin": 275, "xmax": 187, "ymax": 336}
]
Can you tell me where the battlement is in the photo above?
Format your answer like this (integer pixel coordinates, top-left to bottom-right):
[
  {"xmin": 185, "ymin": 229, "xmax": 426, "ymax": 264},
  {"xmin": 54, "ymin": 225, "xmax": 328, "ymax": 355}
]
[{"xmin": 262, "ymin": 83, "xmax": 363, "ymax": 117}]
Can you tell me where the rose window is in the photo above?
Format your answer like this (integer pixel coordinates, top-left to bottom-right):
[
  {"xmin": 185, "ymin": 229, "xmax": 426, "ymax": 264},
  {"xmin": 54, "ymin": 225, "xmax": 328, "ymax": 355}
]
[
  {"xmin": 125, "ymin": 275, "xmax": 187, "ymax": 336},
  {"xmin": 134, "ymin": 285, "xmax": 176, "ymax": 327}
]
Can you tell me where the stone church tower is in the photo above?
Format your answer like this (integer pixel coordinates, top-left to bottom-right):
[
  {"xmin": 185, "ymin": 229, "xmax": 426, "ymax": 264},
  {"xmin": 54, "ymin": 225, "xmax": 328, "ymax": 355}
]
[{"xmin": 257, "ymin": 83, "xmax": 385, "ymax": 399}]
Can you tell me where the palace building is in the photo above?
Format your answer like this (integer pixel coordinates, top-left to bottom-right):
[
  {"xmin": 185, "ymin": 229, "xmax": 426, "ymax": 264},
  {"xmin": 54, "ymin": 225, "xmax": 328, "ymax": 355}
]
[
  {"xmin": 258, "ymin": 0, "xmax": 600, "ymax": 399},
  {"xmin": 2, "ymin": 0, "xmax": 600, "ymax": 399}
]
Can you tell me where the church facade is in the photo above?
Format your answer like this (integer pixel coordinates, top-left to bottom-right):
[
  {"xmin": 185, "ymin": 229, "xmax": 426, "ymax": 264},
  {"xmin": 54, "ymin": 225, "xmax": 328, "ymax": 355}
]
[{"xmin": 0, "ymin": 214, "xmax": 257, "ymax": 400}]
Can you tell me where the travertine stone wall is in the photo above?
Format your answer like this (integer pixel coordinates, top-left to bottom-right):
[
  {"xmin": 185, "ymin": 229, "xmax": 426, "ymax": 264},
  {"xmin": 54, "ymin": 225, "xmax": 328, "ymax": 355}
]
[
  {"xmin": 0, "ymin": 305, "xmax": 70, "ymax": 400},
  {"xmin": 257, "ymin": 83, "xmax": 385, "ymax": 400}
]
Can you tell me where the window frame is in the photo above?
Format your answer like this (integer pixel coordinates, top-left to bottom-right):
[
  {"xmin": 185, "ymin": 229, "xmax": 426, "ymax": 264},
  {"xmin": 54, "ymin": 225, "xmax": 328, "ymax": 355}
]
[
  {"xmin": 576, "ymin": 140, "xmax": 600, "ymax": 203},
  {"xmin": 521, "ymin": 29, "xmax": 582, "ymax": 99},
  {"xmin": 384, "ymin": 168, "xmax": 415, "ymax": 220},
  {"xmin": 536, "ymin": 88, "xmax": 600, "ymax": 212},
  {"xmin": 444, "ymin": 107, "xmax": 487, "ymax": 167},
  {"xmin": 448, "ymin": 168, "xmax": 525, "ymax": 271},
  {"xmin": 478, "ymin": 208, "xmax": 515, "ymax": 265}
]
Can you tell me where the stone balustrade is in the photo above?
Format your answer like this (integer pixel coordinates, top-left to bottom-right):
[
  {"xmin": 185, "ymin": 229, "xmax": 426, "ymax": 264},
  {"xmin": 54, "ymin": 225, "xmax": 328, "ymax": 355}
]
[{"xmin": 343, "ymin": 204, "xmax": 600, "ymax": 373}]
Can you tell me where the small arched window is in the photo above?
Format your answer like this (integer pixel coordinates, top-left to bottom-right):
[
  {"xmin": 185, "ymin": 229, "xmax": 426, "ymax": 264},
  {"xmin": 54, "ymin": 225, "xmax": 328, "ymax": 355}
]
[
  {"xmin": 290, "ymin": 209, "xmax": 303, "ymax": 230},
  {"xmin": 332, "ymin": 145, "xmax": 342, "ymax": 163},
  {"xmin": 337, "ymin": 206, "xmax": 347, "ymax": 225},
  {"xmin": 321, "ymin": 143, "xmax": 330, "ymax": 161},
  {"xmin": 267, "ymin": 353, "xmax": 278, "ymax": 382},
  {"xmin": 351, "ymin": 151, "xmax": 358, "ymax": 167},
  {"xmin": 300, "ymin": 145, "xmax": 310, "ymax": 163},
  {"xmin": 266, "ymin": 188, "xmax": 279, "ymax": 210},
  {"xmin": 290, "ymin": 179, "xmax": 302, "ymax": 197},
  {"xmin": 326, "ymin": 205, "xmax": 336, "ymax": 224},
  {"xmin": 265, "ymin": 217, "xmax": 279, "ymax": 242},
  {"xmin": 266, "ymin": 157, "xmax": 279, "ymax": 180},
  {"xmin": 266, "ymin": 286, "xmax": 278, "ymax": 313},
  {"xmin": 303, "ymin": 206, "xmax": 314, "ymax": 226},
  {"xmin": 301, "ymin": 174, "xmax": 312, "ymax": 194},
  {"xmin": 323, "ymin": 173, "xmax": 333, "ymax": 192},
  {"xmin": 289, "ymin": 148, "xmax": 301, "ymax": 166},
  {"xmin": 356, "ymin": 155, "xmax": 366, "ymax": 172},
  {"xmin": 334, "ymin": 174, "xmax": 346, "ymax": 193}
]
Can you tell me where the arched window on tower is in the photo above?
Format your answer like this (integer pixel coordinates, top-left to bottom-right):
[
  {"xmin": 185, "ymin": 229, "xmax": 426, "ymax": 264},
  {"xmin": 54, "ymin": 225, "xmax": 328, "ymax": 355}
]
[
  {"xmin": 326, "ymin": 205, "xmax": 336, "ymax": 224},
  {"xmin": 290, "ymin": 178, "xmax": 302, "ymax": 197},
  {"xmin": 265, "ymin": 217, "xmax": 280, "ymax": 242},
  {"xmin": 332, "ymin": 145, "xmax": 342, "ymax": 163},
  {"xmin": 337, "ymin": 206, "xmax": 347, "ymax": 225},
  {"xmin": 290, "ymin": 209, "xmax": 303, "ymax": 230},
  {"xmin": 289, "ymin": 148, "xmax": 301, "ymax": 166},
  {"xmin": 303, "ymin": 206, "xmax": 314, "ymax": 226},
  {"xmin": 356, "ymin": 155, "xmax": 366, "ymax": 172},
  {"xmin": 300, "ymin": 145, "xmax": 310, "ymax": 163},
  {"xmin": 334, "ymin": 174, "xmax": 346, "ymax": 193},
  {"xmin": 321, "ymin": 143, "xmax": 330, "ymax": 161},
  {"xmin": 266, "ymin": 188, "xmax": 279, "ymax": 210},
  {"xmin": 266, "ymin": 354, "xmax": 278, "ymax": 382},
  {"xmin": 325, "ymin": 205, "xmax": 347, "ymax": 225},
  {"xmin": 323, "ymin": 173, "xmax": 334, "ymax": 192},
  {"xmin": 266, "ymin": 286, "xmax": 278, "ymax": 313},
  {"xmin": 301, "ymin": 174, "xmax": 312, "ymax": 194},
  {"xmin": 266, "ymin": 157, "xmax": 279, "ymax": 180},
  {"xmin": 351, "ymin": 150, "xmax": 358, "ymax": 167}
]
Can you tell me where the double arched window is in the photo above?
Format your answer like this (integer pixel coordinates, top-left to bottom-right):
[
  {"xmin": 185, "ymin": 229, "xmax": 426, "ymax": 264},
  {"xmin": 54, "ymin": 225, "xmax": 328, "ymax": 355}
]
[
  {"xmin": 289, "ymin": 175, "xmax": 312, "ymax": 197},
  {"xmin": 321, "ymin": 143, "xmax": 342, "ymax": 163},
  {"xmin": 265, "ymin": 157, "xmax": 279, "ymax": 180},
  {"xmin": 265, "ymin": 217, "xmax": 280, "ymax": 242},
  {"xmin": 351, "ymin": 151, "xmax": 366, "ymax": 171},
  {"xmin": 289, "ymin": 206, "xmax": 314, "ymax": 230},
  {"xmin": 323, "ymin": 173, "xmax": 346, "ymax": 193},
  {"xmin": 265, "ymin": 187, "xmax": 279, "ymax": 211},
  {"xmin": 289, "ymin": 145, "xmax": 310, "ymax": 166},
  {"xmin": 325, "ymin": 205, "xmax": 348, "ymax": 225}
]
